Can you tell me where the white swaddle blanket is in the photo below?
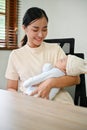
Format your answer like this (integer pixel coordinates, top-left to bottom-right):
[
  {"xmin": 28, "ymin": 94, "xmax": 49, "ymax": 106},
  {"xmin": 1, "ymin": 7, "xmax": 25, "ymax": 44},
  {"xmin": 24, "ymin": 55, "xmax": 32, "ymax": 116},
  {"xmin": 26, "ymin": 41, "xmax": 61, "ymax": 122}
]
[
  {"xmin": 66, "ymin": 55, "xmax": 87, "ymax": 76},
  {"xmin": 23, "ymin": 63, "xmax": 65, "ymax": 100}
]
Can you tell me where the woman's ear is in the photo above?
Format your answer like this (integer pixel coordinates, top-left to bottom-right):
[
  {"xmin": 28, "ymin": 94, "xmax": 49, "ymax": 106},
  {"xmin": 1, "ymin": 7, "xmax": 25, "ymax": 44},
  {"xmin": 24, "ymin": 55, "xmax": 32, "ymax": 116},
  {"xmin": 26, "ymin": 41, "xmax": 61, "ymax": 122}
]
[
  {"xmin": 22, "ymin": 25, "xmax": 26, "ymax": 30},
  {"xmin": 22, "ymin": 25, "xmax": 27, "ymax": 34}
]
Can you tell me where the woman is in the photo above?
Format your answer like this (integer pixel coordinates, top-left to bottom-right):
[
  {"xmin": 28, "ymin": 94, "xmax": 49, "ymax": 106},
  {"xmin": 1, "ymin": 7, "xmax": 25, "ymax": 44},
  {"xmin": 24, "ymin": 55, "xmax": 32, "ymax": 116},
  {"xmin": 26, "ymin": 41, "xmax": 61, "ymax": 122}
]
[{"xmin": 5, "ymin": 7, "xmax": 80, "ymax": 104}]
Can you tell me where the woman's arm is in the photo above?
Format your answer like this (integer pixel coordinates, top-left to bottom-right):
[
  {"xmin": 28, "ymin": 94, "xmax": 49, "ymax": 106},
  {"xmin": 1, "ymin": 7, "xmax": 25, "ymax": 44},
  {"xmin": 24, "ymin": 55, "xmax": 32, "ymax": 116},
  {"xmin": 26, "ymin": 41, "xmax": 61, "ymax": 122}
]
[
  {"xmin": 6, "ymin": 79, "xmax": 18, "ymax": 92},
  {"xmin": 30, "ymin": 75, "xmax": 80, "ymax": 99},
  {"xmin": 50, "ymin": 75, "xmax": 80, "ymax": 88}
]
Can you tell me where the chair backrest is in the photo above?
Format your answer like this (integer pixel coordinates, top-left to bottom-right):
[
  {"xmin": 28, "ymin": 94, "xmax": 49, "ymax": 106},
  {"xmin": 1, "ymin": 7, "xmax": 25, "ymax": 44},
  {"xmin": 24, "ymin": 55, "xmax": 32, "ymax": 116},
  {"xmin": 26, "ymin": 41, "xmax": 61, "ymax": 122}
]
[
  {"xmin": 44, "ymin": 38, "xmax": 75, "ymax": 54},
  {"xmin": 44, "ymin": 38, "xmax": 87, "ymax": 107},
  {"xmin": 74, "ymin": 53, "xmax": 87, "ymax": 107}
]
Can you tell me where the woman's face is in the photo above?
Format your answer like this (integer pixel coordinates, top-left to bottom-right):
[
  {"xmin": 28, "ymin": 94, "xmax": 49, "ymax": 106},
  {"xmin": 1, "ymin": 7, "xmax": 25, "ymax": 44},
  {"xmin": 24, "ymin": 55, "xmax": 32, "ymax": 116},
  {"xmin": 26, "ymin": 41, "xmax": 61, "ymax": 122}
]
[{"xmin": 23, "ymin": 17, "xmax": 48, "ymax": 48}]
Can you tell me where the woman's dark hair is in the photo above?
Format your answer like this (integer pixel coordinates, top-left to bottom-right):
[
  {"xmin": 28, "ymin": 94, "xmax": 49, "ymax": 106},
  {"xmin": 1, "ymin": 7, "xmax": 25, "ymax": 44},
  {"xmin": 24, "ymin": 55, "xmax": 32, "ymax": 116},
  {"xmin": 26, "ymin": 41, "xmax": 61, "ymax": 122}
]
[{"xmin": 21, "ymin": 7, "xmax": 48, "ymax": 46}]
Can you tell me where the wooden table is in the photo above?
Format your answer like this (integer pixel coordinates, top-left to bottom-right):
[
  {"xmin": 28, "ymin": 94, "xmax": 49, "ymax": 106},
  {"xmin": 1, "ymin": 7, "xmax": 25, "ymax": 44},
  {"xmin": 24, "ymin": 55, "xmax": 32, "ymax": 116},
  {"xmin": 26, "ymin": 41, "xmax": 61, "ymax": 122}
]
[{"xmin": 0, "ymin": 89, "xmax": 87, "ymax": 130}]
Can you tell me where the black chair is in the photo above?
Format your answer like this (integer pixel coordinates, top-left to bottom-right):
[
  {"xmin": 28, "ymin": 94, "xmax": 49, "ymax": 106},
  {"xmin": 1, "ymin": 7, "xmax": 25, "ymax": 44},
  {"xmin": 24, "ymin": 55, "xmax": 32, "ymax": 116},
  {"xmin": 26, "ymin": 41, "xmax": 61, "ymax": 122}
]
[
  {"xmin": 74, "ymin": 53, "xmax": 87, "ymax": 107},
  {"xmin": 44, "ymin": 38, "xmax": 75, "ymax": 54},
  {"xmin": 44, "ymin": 38, "xmax": 87, "ymax": 107}
]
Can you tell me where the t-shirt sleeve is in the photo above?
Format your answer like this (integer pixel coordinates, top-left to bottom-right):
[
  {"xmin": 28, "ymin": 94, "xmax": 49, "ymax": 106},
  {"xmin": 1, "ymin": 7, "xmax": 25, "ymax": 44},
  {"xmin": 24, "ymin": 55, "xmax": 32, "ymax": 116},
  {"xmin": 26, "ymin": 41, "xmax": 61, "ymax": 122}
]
[
  {"xmin": 56, "ymin": 44, "xmax": 66, "ymax": 59},
  {"xmin": 5, "ymin": 51, "xmax": 19, "ymax": 80}
]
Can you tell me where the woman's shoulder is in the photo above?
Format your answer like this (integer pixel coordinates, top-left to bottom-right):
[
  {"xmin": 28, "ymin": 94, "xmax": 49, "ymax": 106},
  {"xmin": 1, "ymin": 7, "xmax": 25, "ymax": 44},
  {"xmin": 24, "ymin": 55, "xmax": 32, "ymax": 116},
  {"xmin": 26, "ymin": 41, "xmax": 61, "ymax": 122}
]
[
  {"xmin": 9, "ymin": 44, "xmax": 28, "ymax": 57},
  {"xmin": 43, "ymin": 41, "xmax": 66, "ymax": 58},
  {"xmin": 12, "ymin": 44, "xmax": 27, "ymax": 52},
  {"xmin": 43, "ymin": 41, "xmax": 62, "ymax": 51}
]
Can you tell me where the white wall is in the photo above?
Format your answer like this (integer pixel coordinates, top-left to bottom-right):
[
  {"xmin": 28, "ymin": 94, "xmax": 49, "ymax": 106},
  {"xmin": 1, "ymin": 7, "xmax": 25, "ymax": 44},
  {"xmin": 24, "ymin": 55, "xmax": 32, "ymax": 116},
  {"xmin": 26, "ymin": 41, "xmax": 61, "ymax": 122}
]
[
  {"xmin": 0, "ymin": 0, "xmax": 87, "ymax": 97},
  {"xmin": 0, "ymin": 50, "xmax": 11, "ymax": 89}
]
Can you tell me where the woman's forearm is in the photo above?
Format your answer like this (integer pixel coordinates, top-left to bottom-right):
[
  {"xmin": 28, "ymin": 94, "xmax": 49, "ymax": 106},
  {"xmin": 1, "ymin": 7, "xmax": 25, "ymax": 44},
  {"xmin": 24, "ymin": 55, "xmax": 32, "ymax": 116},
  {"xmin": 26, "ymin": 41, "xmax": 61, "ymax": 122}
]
[
  {"xmin": 49, "ymin": 75, "xmax": 80, "ymax": 89},
  {"xmin": 7, "ymin": 79, "xmax": 18, "ymax": 91},
  {"xmin": 29, "ymin": 75, "xmax": 80, "ymax": 98}
]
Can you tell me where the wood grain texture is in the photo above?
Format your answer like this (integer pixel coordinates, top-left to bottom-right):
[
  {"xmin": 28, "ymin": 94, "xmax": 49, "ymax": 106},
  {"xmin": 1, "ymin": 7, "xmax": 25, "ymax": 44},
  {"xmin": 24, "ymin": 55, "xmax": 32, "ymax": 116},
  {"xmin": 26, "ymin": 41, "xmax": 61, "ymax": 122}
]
[{"xmin": 0, "ymin": 89, "xmax": 87, "ymax": 130}]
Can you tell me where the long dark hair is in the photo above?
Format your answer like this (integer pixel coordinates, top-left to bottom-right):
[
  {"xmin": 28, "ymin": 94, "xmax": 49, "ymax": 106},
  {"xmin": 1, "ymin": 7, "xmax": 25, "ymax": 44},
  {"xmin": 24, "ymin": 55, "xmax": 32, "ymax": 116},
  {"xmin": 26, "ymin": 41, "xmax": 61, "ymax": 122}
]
[{"xmin": 20, "ymin": 7, "xmax": 48, "ymax": 47}]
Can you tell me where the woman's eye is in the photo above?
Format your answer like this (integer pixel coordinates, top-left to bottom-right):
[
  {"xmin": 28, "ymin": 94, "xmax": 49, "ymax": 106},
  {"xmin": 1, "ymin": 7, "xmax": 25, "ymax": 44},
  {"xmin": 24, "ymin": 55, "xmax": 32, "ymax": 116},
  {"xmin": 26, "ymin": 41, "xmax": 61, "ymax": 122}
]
[
  {"xmin": 33, "ymin": 30, "xmax": 38, "ymax": 32},
  {"xmin": 32, "ymin": 29, "xmax": 47, "ymax": 32},
  {"xmin": 42, "ymin": 29, "xmax": 47, "ymax": 32}
]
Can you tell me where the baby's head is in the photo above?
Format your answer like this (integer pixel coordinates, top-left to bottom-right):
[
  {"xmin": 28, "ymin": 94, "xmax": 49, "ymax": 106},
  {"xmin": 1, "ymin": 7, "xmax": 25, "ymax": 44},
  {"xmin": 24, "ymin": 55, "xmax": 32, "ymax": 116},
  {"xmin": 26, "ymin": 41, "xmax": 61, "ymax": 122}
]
[{"xmin": 55, "ymin": 56, "xmax": 68, "ymax": 72}]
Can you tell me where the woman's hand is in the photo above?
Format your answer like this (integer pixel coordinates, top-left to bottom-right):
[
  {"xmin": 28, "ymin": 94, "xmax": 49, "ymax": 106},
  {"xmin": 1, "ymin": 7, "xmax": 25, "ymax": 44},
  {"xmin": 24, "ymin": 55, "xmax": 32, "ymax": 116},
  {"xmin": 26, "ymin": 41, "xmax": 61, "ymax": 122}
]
[
  {"xmin": 30, "ymin": 75, "xmax": 80, "ymax": 99},
  {"xmin": 30, "ymin": 78, "xmax": 53, "ymax": 99}
]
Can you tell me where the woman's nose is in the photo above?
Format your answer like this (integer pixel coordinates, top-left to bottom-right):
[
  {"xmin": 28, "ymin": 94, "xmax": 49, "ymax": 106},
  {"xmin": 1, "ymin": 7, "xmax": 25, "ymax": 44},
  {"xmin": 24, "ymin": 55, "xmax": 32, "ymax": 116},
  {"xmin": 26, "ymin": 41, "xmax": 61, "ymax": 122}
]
[{"xmin": 38, "ymin": 31, "xmax": 43, "ymax": 37}]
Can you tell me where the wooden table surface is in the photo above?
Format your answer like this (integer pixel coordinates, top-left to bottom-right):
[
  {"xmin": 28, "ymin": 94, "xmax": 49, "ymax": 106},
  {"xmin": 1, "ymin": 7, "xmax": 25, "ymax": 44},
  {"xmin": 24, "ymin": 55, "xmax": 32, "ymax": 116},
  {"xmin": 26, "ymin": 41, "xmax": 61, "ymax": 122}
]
[{"xmin": 0, "ymin": 89, "xmax": 87, "ymax": 130}]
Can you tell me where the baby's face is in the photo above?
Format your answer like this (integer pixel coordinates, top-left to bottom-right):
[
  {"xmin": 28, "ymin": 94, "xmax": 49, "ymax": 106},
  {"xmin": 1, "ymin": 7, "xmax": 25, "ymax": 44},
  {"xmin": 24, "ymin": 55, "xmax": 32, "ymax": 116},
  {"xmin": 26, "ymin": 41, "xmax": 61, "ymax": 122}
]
[{"xmin": 55, "ymin": 56, "xmax": 68, "ymax": 71}]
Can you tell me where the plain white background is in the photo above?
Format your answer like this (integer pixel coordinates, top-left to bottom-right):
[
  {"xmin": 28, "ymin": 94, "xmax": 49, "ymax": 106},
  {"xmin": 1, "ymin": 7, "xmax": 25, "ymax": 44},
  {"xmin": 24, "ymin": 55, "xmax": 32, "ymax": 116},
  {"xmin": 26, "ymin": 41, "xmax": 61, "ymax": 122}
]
[{"xmin": 0, "ymin": 0, "xmax": 87, "ymax": 98}]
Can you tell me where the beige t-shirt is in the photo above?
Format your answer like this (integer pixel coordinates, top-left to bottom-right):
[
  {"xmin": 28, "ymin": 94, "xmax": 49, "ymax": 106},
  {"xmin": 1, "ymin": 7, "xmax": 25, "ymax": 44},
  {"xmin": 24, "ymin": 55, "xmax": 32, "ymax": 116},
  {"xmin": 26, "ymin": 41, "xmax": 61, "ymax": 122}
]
[{"xmin": 5, "ymin": 42, "xmax": 73, "ymax": 104}]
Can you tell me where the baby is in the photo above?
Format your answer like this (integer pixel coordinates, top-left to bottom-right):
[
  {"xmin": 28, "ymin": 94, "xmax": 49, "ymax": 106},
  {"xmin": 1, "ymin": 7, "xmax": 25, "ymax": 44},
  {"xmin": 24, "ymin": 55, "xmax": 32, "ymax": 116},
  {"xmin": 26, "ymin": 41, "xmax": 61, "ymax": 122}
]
[{"xmin": 22, "ymin": 54, "xmax": 87, "ymax": 100}]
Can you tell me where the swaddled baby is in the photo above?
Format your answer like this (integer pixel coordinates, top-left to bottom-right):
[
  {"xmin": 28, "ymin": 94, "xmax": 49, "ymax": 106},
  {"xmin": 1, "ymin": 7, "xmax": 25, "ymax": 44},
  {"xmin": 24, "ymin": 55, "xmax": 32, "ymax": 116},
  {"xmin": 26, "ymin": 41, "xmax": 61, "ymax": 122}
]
[{"xmin": 22, "ymin": 54, "xmax": 87, "ymax": 100}]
